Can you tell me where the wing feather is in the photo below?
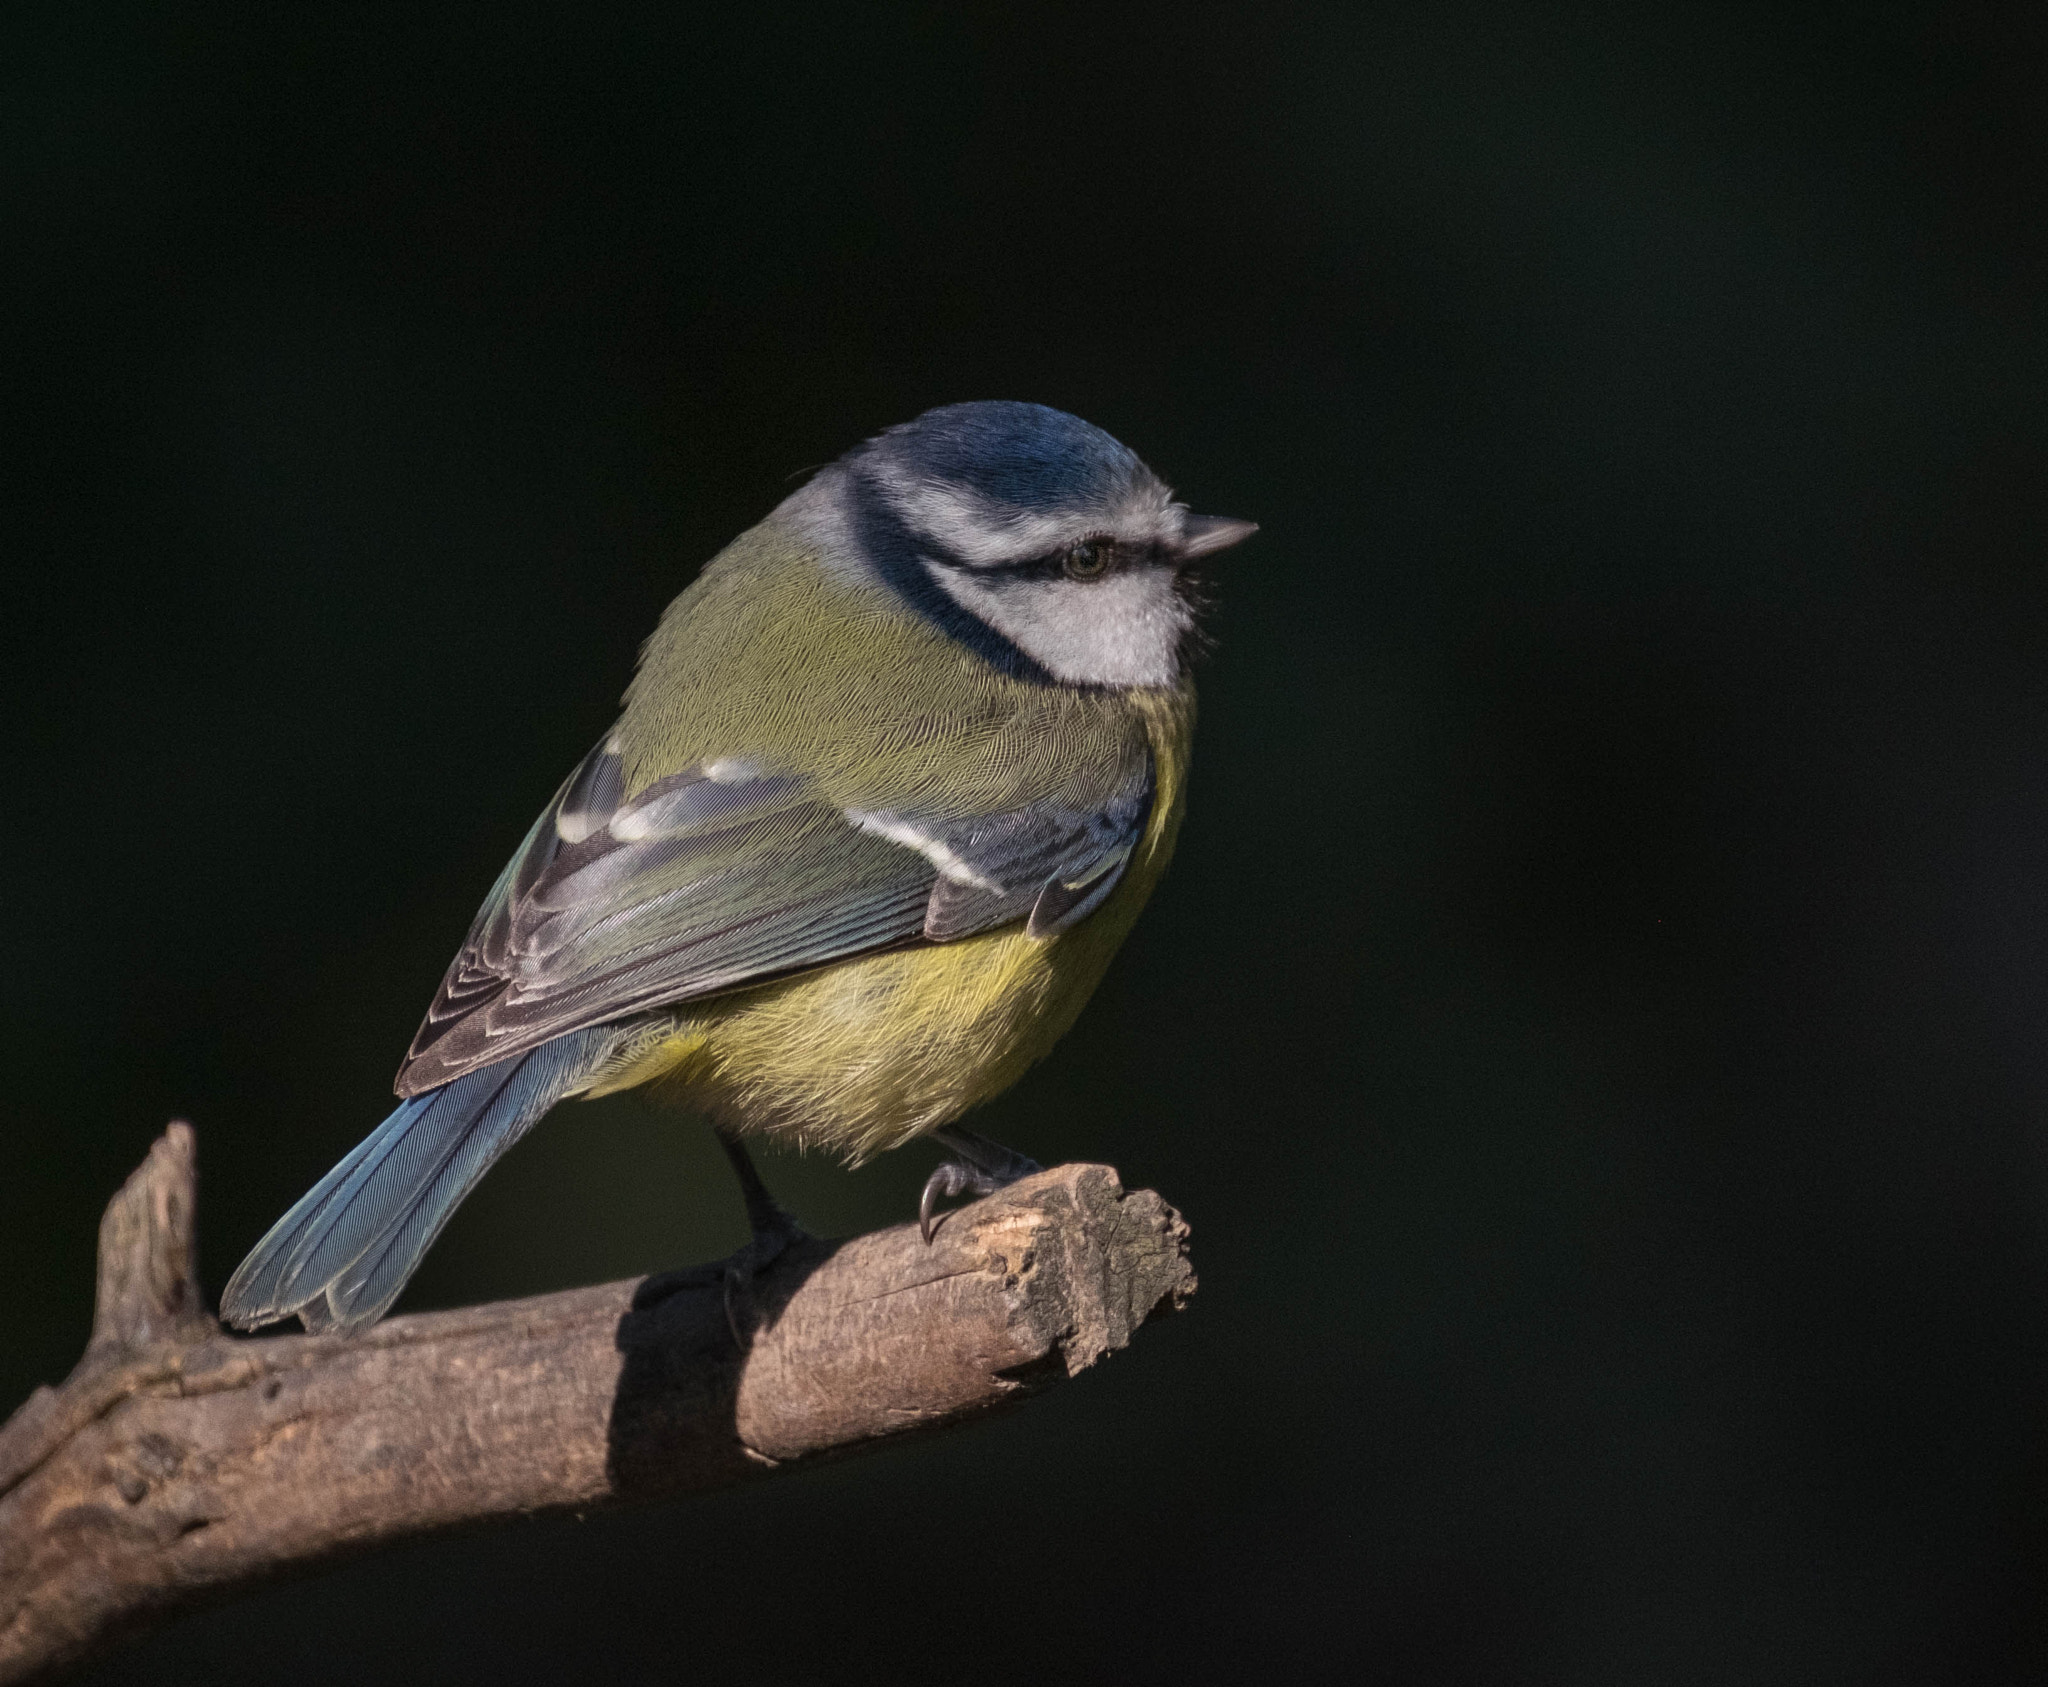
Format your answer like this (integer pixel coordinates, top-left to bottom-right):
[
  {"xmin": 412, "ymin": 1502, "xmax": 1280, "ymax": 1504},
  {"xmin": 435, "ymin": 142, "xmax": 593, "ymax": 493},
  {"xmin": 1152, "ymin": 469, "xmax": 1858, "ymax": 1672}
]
[{"xmin": 397, "ymin": 729, "xmax": 1153, "ymax": 1095}]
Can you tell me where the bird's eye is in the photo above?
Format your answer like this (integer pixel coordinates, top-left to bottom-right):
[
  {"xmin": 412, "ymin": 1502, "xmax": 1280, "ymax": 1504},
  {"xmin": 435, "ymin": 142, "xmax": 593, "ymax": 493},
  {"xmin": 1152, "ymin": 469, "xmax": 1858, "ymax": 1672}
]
[{"xmin": 1063, "ymin": 540, "xmax": 1113, "ymax": 580}]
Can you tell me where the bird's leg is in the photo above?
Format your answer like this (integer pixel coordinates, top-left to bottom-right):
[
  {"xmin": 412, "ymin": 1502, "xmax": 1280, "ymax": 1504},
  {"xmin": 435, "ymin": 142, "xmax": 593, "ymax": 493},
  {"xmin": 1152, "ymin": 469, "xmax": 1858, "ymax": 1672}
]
[
  {"xmin": 919, "ymin": 1125, "xmax": 1045, "ymax": 1244},
  {"xmin": 630, "ymin": 1128, "xmax": 810, "ymax": 1345},
  {"xmin": 709, "ymin": 1127, "xmax": 812, "ymax": 1343},
  {"xmin": 716, "ymin": 1126, "xmax": 804, "ymax": 1254}
]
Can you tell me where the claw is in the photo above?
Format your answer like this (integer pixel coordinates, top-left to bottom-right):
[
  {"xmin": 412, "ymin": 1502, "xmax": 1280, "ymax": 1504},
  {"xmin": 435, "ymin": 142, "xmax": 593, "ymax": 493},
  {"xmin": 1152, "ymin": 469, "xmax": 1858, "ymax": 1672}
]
[
  {"xmin": 919, "ymin": 1162, "xmax": 981, "ymax": 1244},
  {"xmin": 723, "ymin": 1267, "xmax": 744, "ymax": 1347},
  {"xmin": 631, "ymin": 1260, "xmax": 718, "ymax": 1311},
  {"xmin": 917, "ymin": 1128, "xmax": 1046, "ymax": 1243}
]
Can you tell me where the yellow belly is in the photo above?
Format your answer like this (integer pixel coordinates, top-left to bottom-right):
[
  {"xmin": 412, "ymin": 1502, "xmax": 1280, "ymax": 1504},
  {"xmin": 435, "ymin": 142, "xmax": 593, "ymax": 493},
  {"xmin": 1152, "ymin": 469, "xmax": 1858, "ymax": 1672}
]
[{"xmin": 581, "ymin": 690, "xmax": 1192, "ymax": 1161}]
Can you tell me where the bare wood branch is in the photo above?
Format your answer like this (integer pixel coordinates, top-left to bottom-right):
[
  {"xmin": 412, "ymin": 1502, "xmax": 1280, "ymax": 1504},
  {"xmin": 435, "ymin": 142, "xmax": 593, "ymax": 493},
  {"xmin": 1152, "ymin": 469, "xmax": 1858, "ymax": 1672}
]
[
  {"xmin": 0, "ymin": 1126, "xmax": 1194, "ymax": 1685},
  {"xmin": 90, "ymin": 1122, "xmax": 213, "ymax": 1356}
]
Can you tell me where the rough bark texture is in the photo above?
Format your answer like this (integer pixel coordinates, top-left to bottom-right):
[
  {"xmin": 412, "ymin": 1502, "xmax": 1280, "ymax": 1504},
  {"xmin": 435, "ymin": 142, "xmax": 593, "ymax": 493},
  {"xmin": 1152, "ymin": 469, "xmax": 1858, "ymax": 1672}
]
[{"xmin": 0, "ymin": 1124, "xmax": 1194, "ymax": 1684}]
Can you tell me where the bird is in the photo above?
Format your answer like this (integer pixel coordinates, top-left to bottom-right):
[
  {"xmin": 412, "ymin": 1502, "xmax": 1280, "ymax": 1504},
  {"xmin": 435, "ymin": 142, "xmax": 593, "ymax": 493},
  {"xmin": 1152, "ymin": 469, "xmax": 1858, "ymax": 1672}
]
[{"xmin": 219, "ymin": 400, "xmax": 1255, "ymax": 1336}]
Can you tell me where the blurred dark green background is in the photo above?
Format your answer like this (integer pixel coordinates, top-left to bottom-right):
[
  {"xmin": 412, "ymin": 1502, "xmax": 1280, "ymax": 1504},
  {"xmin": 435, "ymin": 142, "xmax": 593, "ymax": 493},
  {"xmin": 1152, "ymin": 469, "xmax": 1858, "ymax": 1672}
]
[{"xmin": 9, "ymin": 2, "xmax": 2048, "ymax": 1681}]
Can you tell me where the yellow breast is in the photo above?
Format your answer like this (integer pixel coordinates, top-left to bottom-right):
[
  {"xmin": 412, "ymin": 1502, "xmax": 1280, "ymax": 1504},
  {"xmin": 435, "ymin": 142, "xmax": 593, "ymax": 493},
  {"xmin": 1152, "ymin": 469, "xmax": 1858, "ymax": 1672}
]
[{"xmin": 584, "ymin": 687, "xmax": 1195, "ymax": 1160}]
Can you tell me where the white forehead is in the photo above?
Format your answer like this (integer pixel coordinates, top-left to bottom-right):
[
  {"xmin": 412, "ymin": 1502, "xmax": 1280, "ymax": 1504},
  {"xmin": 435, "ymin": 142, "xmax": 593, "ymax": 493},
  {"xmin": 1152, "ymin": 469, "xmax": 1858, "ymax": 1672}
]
[{"xmin": 866, "ymin": 459, "xmax": 1185, "ymax": 567}]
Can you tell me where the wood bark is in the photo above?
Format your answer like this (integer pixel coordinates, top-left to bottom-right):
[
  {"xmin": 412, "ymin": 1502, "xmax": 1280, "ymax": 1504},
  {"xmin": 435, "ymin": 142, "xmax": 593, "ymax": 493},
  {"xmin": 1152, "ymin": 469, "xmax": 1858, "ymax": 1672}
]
[{"xmin": 0, "ymin": 1124, "xmax": 1194, "ymax": 1684}]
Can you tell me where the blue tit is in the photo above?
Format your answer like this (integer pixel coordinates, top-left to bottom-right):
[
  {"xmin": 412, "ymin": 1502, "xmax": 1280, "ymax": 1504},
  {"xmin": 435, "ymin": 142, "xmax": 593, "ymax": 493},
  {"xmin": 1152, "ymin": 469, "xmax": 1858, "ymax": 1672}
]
[{"xmin": 220, "ymin": 401, "xmax": 1256, "ymax": 1335}]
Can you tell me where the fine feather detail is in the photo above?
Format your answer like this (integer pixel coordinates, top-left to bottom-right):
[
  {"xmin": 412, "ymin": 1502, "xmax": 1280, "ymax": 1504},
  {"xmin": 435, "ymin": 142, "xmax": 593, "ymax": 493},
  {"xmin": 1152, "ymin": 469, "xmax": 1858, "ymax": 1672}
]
[
  {"xmin": 397, "ymin": 728, "xmax": 1156, "ymax": 1095},
  {"xmin": 844, "ymin": 810, "xmax": 1006, "ymax": 891}
]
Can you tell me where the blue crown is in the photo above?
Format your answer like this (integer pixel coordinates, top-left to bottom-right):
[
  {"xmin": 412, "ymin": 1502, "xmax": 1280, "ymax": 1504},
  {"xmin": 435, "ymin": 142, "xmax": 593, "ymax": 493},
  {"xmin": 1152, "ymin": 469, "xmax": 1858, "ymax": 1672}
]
[{"xmin": 865, "ymin": 401, "xmax": 1149, "ymax": 512}]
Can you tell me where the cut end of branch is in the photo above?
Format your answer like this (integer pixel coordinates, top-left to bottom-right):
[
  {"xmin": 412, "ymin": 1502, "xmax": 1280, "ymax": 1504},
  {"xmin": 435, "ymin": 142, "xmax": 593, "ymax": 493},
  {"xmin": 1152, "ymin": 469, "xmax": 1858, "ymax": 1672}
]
[
  {"xmin": 1017, "ymin": 1165, "xmax": 1196, "ymax": 1376},
  {"xmin": 91, "ymin": 1121, "xmax": 213, "ymax": 1355}
]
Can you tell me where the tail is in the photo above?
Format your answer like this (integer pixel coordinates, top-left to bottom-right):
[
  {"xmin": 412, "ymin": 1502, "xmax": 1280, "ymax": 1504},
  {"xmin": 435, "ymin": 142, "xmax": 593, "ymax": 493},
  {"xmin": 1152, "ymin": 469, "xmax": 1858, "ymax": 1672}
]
[{"xmin": 220, "ymin": 1028, "xmax": 608, "ymax": 1334}]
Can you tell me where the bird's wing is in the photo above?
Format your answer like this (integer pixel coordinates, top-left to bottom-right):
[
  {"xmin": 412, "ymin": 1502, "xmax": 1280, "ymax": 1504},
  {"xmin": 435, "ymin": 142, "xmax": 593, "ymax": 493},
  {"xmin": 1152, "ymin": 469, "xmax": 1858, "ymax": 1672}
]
[
  {"xmin": 850, "ymin": 767, "xmax": 1153, "ymax": 943},
  {"xmin": 396, "ymin": 731, "xmax": 1153, "ymax": 1094}
]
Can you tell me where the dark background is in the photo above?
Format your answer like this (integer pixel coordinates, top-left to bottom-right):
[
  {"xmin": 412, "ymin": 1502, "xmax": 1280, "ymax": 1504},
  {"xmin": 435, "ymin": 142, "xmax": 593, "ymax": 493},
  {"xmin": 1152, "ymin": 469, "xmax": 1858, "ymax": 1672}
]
[{"xmin": 8, "ymin": 2, "xmax": 2048, "ymax": 1681}]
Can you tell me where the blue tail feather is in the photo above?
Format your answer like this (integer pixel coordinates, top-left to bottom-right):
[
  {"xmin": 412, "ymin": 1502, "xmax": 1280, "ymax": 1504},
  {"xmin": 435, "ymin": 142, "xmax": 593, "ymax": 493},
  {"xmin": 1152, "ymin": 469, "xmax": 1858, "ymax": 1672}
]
[{"xmin": 220, "ymin": 1029, "xmax": 606, "ymax": 1334}]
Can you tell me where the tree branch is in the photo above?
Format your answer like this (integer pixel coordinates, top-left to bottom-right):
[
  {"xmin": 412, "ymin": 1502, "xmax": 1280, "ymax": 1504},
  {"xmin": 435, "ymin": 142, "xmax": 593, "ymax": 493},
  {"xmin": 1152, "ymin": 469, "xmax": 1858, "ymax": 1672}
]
[{"xmin": 0, "ymin": 1124, "xmax": 1194, "ymax": 1684}]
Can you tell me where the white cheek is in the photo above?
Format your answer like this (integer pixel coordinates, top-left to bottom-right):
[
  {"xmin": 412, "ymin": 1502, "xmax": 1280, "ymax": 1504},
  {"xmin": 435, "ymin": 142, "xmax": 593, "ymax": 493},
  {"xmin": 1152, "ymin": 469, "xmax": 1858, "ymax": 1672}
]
[{"xmin": 935, "ymin": 569, "xmax": 1192, "ymax": 687}]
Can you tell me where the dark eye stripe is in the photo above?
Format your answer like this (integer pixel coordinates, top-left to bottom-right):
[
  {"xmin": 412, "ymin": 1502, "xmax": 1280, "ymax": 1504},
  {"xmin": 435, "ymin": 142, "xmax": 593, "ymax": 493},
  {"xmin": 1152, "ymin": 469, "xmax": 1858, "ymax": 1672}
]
[{"xmin": 966, "ymin": 536, "xmax": 1137, "ymax": 582}]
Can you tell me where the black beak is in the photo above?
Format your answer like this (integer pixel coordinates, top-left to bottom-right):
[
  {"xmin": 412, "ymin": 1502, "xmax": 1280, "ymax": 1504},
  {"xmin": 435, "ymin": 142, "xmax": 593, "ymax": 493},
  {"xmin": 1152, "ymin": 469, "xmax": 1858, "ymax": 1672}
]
[{"xmin": 1180, "ymin": 515, "xmax": 1259, "ymax": 559}]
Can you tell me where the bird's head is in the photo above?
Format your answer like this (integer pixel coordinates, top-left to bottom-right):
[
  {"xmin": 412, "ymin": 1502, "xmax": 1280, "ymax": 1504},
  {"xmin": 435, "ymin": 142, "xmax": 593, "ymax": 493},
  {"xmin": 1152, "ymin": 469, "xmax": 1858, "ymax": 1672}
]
[{"xmin": 824, "ymin": 401, "xmax": 1255, "ymax": 688}]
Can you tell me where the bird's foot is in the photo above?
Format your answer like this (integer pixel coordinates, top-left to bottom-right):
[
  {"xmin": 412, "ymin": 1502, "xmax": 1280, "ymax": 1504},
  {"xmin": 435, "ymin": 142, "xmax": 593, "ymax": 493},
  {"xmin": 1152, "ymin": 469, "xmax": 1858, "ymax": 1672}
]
[
  {"xmin": 629, "ymin": 1205, "xmax": 810, "ymax": 1344},
  {"xmin": 919, "ymin": 1126, "xmax": 1045, "ymax": 1244},
  {"xmin": 631, "ymin": 1129, "xmax": 811, "ymax": 1347},
  {"xmin": 718, "ymin": 1205, "xmax": 810, "ymax": 1345}
]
